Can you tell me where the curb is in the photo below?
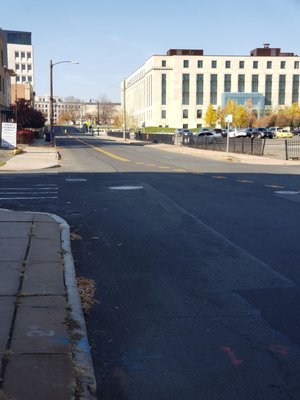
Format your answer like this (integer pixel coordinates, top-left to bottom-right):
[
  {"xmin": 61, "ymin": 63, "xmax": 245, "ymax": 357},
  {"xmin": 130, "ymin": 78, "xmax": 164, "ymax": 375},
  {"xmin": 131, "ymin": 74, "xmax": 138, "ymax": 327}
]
[{"xmin": 51, "ymin": 213, "xmax": 97, "ymax": 399}]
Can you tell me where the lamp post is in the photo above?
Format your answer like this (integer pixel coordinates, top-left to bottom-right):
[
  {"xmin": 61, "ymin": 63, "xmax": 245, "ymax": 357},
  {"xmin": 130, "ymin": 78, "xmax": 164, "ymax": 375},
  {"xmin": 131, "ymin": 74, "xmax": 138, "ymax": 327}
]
[
  {"xmin": 122, "ymin": 80, "xmax": 127, "ymax": 141},
  {"xmin": 90, "ymin": 98, "xmax": 100, "ymax": 134},
  {"xmin": 50, "ymin": 59, "xmax": 78, "ymax": 145}
]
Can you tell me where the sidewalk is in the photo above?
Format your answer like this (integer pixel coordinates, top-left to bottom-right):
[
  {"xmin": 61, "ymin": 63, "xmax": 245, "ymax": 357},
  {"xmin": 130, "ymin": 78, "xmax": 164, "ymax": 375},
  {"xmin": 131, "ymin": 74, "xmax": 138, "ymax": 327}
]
[
  {"xmin": 0, "ymin": 209, "xmax": 96, "ymax": 400},
  {"xmin": 0, "ymin": 139, "xmax": 60, "ymax": 171}
]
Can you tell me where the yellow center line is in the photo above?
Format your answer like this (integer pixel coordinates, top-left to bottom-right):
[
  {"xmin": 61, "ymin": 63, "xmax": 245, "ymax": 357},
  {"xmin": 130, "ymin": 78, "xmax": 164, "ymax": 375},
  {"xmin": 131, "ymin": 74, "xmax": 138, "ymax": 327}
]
[
  {"xmin": 158, "ymin": 166, "xmax": 171, "ymax": 169},
  {"xmin": 135, "ymin": 162, "xmax": 145, "ymax": 165},
  {"xmin": 74, "ymin": 137, "xmax": 130, "ymax": 162},
  {"xmin": 173, "ymin": 168, "xmax": 187, "ymax": 172},
  {"xmin": 212, "ymin": 176, "xmax": 227, "ymax": 179},
  {"xmin": 146, "ymin": 164, "xmax": 157, "ymax": 167}
]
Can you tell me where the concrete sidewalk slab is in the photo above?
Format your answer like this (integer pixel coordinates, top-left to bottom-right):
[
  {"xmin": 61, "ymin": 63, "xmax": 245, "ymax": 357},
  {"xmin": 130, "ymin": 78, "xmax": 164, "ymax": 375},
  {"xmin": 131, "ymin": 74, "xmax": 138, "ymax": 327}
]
[
  {"xmin": 0, "ymin": 145, "xmax": 60, "ymax": 171},
  {"xmin": 3, "ymin": 354, "xmax": 75, "ymax": 400},
  {"xmin": 0, "ymin": 208, "xmax": 96, "ymax": 399},
  {"xmin": 22, "ymin": 261, "xmax": 65, "ymax": 295},
  {"xmin": 0, "ymin": 262, "xmax": 22, "ymax": 295}
]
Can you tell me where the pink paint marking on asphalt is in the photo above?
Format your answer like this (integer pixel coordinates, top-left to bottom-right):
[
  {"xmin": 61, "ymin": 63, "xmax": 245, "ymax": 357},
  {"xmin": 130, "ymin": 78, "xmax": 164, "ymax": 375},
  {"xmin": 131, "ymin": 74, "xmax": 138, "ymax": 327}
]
[
  {"xmin": 269, "ymin": 345, "xmax": 290, "ymax": 356},
  {"xmin": 221, "ymin": 346, "xmax": 244, "ymax": 366}
]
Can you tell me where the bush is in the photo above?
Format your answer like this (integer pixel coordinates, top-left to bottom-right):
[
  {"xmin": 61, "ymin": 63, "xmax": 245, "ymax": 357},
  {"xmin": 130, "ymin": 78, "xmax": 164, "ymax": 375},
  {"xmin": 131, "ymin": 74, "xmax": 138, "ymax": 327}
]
[{"xmin": 17, "ymin": 129, "xmax": 34, "ymax": 144}]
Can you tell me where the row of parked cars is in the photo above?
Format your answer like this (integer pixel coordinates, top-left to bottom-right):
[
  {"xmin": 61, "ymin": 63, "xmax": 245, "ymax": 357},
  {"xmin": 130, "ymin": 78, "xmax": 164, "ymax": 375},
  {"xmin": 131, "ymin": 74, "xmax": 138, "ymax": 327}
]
[{"xmin": 174, "ymin": 126, "xmax": 298, "ymax": 143}]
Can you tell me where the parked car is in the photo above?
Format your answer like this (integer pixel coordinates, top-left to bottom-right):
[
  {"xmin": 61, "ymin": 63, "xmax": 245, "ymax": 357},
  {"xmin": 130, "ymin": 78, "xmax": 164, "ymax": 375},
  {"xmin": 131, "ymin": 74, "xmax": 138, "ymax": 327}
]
[
  {"xmin": 195, "ymin": 130, "xmax": 222, "ymax": 143},
  {"xmin": 173, "ymin": 129, "xmax": 194, "ymax": 144},
  {"xmin": 255, "ymin": 127, "xmax": 274, "ymax": 139},
  {"xmin": 292, "ymin": 127, "xmax": 300, "ymax": 135},
  {"xmin": 275, "ymin": 129, "xmax": 294, "ymax": 138},
  {"xmin": 228, "ymin": 129, "xmax": 248, "ymax": 138}
]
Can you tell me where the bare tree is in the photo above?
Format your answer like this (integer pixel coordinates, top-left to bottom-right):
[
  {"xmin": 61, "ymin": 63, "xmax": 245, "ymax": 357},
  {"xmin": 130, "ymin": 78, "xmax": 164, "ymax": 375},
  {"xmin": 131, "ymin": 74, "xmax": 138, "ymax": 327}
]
[{"xmin": 99, "ymin": 95, "xmax": 116, "ymax": 125}]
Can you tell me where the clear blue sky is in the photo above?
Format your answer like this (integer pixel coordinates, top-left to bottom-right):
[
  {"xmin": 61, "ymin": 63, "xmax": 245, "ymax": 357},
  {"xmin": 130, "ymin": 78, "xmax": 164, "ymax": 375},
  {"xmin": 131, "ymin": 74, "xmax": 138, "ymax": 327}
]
[{"xmin": 2, "ymin": 0, "xmax": 300, "ymax": 103}]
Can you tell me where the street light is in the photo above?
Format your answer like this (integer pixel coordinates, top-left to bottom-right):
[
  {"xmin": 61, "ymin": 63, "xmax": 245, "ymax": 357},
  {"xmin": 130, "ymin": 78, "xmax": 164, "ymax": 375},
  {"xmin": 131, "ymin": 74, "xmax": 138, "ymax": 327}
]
[
  {"xmin": 122, "ymin": 80, "xmax": 127, "ymax": 141},
  {"xmin": 50, "ymin": 59, "xmax": 79, "ymax": 145}
]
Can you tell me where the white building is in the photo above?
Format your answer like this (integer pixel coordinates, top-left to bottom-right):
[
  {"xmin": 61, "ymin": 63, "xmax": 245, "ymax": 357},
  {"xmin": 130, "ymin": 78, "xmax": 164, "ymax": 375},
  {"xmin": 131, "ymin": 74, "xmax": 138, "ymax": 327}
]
[
  {"xmin": 123, "ymin": 45, "xmax": 300, "ymax": 129},
  {"xmin": 35, "ymin": 95, "xmax": 121, "ymax": 126},
  {"xmin": 4, "ymin": 30, "xmax": 34, "ymax": 105}
]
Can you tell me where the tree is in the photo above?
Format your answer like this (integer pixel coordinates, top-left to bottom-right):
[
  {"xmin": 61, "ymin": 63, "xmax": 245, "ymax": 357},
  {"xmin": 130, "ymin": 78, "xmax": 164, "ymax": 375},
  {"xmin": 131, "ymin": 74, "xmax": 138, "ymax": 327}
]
[
  {"xmin": 98, "ymin": 95, "xmax": 116, "ymax": 125},
  {"xmin": 10, "ymin": 99, "xmax": 45, "ymax": 129},
  {"xmin": 235, "ymin": 105, "xmax": 249, "ymax": 127},
  {"xmin": 204, "ymin": 104, "xmax": 218, "ymax": 127}
]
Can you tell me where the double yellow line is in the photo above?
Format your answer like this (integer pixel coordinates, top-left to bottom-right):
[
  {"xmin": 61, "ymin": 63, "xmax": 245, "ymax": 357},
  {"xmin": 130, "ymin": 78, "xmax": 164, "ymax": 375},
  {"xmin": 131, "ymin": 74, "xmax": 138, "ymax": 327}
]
[{"xmin": 72, "ymin": 137, "xmax": 130, "ymax": 162}]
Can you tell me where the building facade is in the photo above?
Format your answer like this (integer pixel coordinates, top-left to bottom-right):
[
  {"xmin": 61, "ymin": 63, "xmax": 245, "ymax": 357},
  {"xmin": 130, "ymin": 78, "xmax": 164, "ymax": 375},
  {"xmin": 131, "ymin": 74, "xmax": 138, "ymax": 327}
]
[
  {"xmin": 0, "ymin": 29, "xmax": 15, "ymax": 125},
  {"xmin": 35, "ymin": 96, "xmax": 121, "ymax": 126},
  {"xmin": 123, "ymin": 45, "xmax": 300, "ymax": 129},
  {"xmin": 4, "ymin": 30, "xmax": 34, "ymax": 105}
]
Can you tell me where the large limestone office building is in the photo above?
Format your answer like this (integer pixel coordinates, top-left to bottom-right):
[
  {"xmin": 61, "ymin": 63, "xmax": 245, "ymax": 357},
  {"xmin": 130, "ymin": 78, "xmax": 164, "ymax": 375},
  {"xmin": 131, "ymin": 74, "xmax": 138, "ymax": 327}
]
[{"xmin": 123, "ymin": 44, "xmax": 300, "ymax": 130}]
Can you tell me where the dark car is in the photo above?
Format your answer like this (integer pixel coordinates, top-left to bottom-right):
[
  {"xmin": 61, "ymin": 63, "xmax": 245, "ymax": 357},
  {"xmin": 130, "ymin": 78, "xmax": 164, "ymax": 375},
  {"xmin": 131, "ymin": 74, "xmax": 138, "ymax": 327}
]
[{"xmin": 293, "ymin": 127, "xmax": 300, "ymax": 135}]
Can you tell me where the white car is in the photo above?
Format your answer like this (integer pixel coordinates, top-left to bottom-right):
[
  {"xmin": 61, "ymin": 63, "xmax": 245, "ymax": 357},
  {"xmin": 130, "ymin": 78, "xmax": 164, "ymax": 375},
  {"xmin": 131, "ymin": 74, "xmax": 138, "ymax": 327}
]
[{"xmin": 227, "ymin": 129, "xmax": 247, "ymax": 138}]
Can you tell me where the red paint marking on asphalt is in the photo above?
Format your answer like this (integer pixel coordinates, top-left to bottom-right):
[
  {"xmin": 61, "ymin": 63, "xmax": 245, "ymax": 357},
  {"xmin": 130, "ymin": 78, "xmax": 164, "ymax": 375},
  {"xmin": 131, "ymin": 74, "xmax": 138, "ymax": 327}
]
[
  {"xmin": 221, "ymin": 346, "xmax": 244, "ymax": 366},
  {"xmin": 269, "ymin": 345, "xmax": 290, "ymax": 355}
]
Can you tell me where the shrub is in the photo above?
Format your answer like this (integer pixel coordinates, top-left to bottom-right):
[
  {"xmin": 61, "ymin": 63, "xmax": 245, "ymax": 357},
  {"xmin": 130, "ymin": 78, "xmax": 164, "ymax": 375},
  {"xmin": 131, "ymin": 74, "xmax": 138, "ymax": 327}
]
[{"xmin": 17, "ymin": 129, "xmax": 34, "ymax": 144}]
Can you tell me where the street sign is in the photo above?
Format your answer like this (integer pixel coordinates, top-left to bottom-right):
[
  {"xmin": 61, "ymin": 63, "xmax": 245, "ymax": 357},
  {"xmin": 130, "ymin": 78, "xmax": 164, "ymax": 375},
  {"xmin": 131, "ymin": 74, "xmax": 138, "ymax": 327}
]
[
  {"xmin": 1, "ymin": 123, "xmax": 17, "ymax": 148},
  {"xmin": 225, "ymin": 114, "xmax": 233, "ymax": 123}
]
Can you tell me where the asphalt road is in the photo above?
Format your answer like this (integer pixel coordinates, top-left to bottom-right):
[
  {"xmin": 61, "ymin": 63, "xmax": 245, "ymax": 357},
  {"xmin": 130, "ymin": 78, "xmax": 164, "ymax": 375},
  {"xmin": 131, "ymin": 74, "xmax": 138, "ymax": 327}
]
[{"xmin": 1, "ymin": 129, "xmax": 300, "ymax": 399}]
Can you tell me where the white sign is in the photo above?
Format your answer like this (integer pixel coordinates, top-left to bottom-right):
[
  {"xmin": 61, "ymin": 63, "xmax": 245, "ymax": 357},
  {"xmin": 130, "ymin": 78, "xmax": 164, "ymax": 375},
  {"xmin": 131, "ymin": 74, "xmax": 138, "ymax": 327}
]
[
  {"xmin": 1, "ymin": 123, "xmax": 17, "ymax": 148},
  {"xmin": 225, "ymin": 114, "xmax": 233, "ymax": 123}
]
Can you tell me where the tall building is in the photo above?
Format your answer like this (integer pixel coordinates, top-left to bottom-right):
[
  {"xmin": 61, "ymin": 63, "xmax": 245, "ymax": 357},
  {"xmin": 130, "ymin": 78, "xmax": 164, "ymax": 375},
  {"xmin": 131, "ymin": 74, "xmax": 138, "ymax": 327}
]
[
  {"xmin": 4, "ymin": 30, "xmax": 34, "ymax": 104},
  {"xmin": 0, "ymin": 29, "xmax": 15, "ymax": 125},
  {"xmin": 123, "ymin": 44, "xmax": 300, "ymax": 129}
]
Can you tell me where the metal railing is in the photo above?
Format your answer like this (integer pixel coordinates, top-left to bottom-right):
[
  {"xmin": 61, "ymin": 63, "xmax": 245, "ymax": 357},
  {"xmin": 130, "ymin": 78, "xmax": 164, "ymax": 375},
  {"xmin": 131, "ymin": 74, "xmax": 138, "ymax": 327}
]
[
  {"xmin": 285, "ymin": 138, "xmax": 300, "ymax": 160},
  {"xmin": 107, "ymin": 131, "xmax": 266, "ymax": 156}
]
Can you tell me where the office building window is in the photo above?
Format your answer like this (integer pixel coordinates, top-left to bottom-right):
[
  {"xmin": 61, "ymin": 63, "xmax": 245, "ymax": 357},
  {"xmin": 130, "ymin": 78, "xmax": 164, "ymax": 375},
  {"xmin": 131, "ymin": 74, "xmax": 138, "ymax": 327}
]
[
  {"xmin": 28, "ymin": 76, "xmax": 32, "ymax": 82},
  {"xmin": 224, "ymin": 74, "xmax": 231, "ymax": 92},
  {"xmin": 252, "ymin": 74, "xmax": 259, "ymax": 92},
  {"xmin": 15, "ymin": 64, "xmax": 20, "ymax": 70},
  {"xmin": 21, "ymin": 64, "xmax": 26, "ymax": 71},
  {"xmin": 267, "ymin": 61, "xmax": 272, "ymax": 69},
  {"xmin": 265, "ymin": 75, "xmax": 272, "ymax": 105},
  {"xmin": 210, "ymin": 74, "xmax": 218, "ymax": 104},
  {"xmin": 238, "ymin": 74, "xmax": 245, "ymax": 92},
  {"xmin": 27, "ymin": 52, "xmax": 32, "ymax": 59},
  {"xmin": 182, "ymin": 73, "xmax": 190, "ymax": 105},
  {"xmin": 196, "ymin": 74, "xmax": 204, "ymax": 105},
  {"xmin": 162, "ymin": 60, "xmax": 166, "ymax": 67},
  {"xmin": 239, "ymin": 61, "xmax": 244, "ymax": 69},
  {"xmin": 27, "ymin": 64, "xmax": 32, "ymax": 71},
  {"xmin": 183, "ymin": 124, "xmax": 188, "ymax": 129},
  {"xmin": 197, "ymin": 60, "xmax": 203, "ymax": 68},
  {"xmin": 161, "ymin": 74, "xmax": 166, "ymax": 105},
  {"xmin": 197, "ymin": 109, "xmax": 202, "ymax": 119},
  {"xmin": 292, "ymin": 75, "xmax": 299, "ymax": 104},
  {"xmin": 280, "ymin": 61, "xmax": 286, "ymax": 69},
  {"xmin": 294, "ymin": 61, "xmax": 299, "ymax": 69},
  {"xmin": 183, "ymin": 60, "xmax": 189, "ymax": 68},
  {"xmin": 22, "ymin": 76, "xmax": 26, "ymax": 82},
  {"xmin": 161, "ymin": 110, "xmax": 166, "ymax": 119},
  {"xmin": 183, "ymin": 109, "xmax": 188, "ymax": 118},
  {"xmin": 211, "ymin": 60, "xmax": 217, "ymax": 68},
  {"xmin": 21, "ymin": 52, "xmax": 25, "ymax": 58},
  {"xmin": 253, "ymin": 61, "xmax": 258, "ymax": 69},
  {"xmin": 15, "ymin": 51, "xmax": 19, "ymax": 58},
  {"xmin": 278, "ymin": 74, "xmax": 286, "ymax": 105},
  {"xmin": 225, "ymin": 60, "xmax": 231, "ymax": 69},
  {"xmin": 16, "ymin": 76, "xmax": 20, "ymax": 82}
]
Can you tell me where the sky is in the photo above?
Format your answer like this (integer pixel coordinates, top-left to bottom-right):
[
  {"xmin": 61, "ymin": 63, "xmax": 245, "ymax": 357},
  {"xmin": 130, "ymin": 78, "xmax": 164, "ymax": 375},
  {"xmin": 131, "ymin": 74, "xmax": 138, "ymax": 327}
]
[{"xmin": 1, "ymin": 0, "xmax": 300, "ymax": 103}]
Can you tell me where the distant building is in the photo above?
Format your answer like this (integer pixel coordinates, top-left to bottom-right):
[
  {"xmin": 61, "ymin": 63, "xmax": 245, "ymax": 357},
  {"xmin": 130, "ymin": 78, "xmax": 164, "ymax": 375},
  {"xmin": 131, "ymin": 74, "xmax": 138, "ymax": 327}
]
[
  {"xmin": 0, "ymin": 29, "xmax": 15, "ymax": 125},
  {"xmin": 123, "ymin": 44, "xmax": 300, "ymax": 129},
  {"xmin": 34, "ymin": 95, "xmax": 121, "ymax": 126},
  {"xmin": 4, "ymin": 30, "xmax": 34, "ymax": 105}
]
